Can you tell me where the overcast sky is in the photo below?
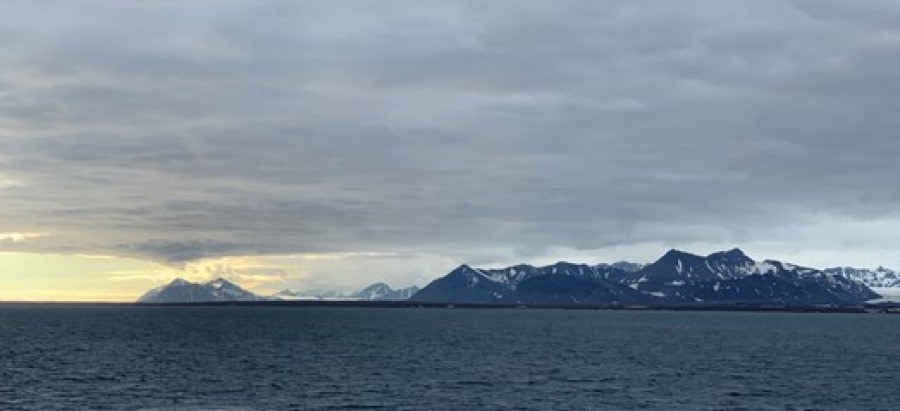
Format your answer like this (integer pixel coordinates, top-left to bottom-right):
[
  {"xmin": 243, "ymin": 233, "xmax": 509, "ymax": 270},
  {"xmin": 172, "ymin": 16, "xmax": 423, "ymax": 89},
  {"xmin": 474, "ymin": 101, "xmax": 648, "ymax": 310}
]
[{"xmin": 2, "ymin": 0, "xmax": 900, "ymax": 298}]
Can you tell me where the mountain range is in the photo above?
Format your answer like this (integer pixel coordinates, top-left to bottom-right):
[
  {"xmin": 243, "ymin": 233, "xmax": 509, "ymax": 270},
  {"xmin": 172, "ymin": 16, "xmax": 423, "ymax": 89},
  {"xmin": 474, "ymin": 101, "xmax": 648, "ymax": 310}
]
[
  {"xmin": 137, "ymin": 278, "xmax": 419, "ymax": 303},
  {"xmin": 273, "ymin": 282, "xmax": 420, "ymax": 301},
  {"xmin": 136, "ymin": 248, "xmax": 894, "ymax": 305},
  {"xmin": 411, "ymin": 248, "xmax": 882, "ymax": 305}
]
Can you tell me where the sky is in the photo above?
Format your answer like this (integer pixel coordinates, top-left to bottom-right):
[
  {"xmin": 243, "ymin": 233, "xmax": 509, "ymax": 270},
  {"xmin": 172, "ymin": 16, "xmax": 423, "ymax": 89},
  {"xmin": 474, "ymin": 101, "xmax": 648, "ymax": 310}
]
[{"xmin": 2, "ymin": 0, "xmax": 900, "ymax": 301}]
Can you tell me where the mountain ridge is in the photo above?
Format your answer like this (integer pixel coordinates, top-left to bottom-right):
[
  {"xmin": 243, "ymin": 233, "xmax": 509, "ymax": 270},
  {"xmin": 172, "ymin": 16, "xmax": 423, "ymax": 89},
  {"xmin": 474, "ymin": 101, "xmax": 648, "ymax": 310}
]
[
  {"xmin": 413, "ymin": 248, "xmax": 881, "ymax": 305},
  {"xmin": 273, "ymin": 283, "xmax": 420, "ymax": 301},
  {"xmin": 137, "ymin": 278, "xmax": 420, "ymax": 303},
  {"xmin": 135, "ymin": 249, "xmax": 893, "ymax": 305}
]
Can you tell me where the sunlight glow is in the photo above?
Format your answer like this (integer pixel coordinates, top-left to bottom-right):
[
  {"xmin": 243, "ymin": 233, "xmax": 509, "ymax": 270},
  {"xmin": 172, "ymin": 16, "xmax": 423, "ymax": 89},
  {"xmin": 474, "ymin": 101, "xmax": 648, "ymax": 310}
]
[{"xmin": 0, "ymin": 232, "xmax": 44, "ymax": 242}]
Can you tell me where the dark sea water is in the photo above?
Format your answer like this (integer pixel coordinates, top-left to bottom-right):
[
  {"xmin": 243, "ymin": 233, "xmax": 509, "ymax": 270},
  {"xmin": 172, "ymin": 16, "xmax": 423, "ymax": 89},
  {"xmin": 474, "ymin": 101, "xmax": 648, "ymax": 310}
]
[{"xmin": 0, "ymin": 306, "xmax": 898, "ymax": 410}]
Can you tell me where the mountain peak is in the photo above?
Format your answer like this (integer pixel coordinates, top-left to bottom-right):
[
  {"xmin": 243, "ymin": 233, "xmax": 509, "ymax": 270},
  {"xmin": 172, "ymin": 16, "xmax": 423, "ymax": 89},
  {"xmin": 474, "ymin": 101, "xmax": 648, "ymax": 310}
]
[
  {"xmin": 360, "ymin": 282, "xmax": 392, "ymax": 291},
  {"xmin": 707, "ymin": 248, "xmax": 751, "ymax": 261},
  {"xmin": 657, "ymin": 248, "xmax": 702, "ymax": 262},
  {"xmin": 663, "ymin": 248, "xmax": 690, "ymax": 256},
  {"xmin": 452, "ymin": 264, "xmax": 480, "ymax": 274},
  {"xmin": 205, "ymin": 277, "xmax": 234, "ymax": 289},
  {"xmin": 169, "ymin": 278, "xmax": 190, "ymax": 286},
  {"xmin": 137, "ymin": 277, "xmax": 262, "ymax": 303},
  {"xmin": 354, "ymin": 282, "xmax": 419, "ymax": 300}
]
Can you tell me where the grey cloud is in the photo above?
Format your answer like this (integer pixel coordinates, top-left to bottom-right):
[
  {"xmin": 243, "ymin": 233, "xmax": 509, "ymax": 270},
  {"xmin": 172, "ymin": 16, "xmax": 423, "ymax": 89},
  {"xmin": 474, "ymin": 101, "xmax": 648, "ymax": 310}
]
[
  {"xmin": 115, "ymin": 240, "xmax": 249, "ymax": 264},
  {"xmin": 2, "ymin": 0, "xmax": 900, "ymax": 267}
]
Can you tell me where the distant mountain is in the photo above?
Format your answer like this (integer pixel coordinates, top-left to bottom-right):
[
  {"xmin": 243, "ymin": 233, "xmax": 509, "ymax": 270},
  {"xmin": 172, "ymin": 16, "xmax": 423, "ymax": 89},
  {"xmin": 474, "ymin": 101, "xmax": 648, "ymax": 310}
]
[
  {"xmin": 137, "ymin": 278, "xmax": 265, "ymax": 303},
  {"xmin": 624, "ymin": 248, "xmax": 758, "ymax": 284},
  {"xmin": 408, "ymin": 265, "xmax": 509, "ymax": 303},
  {"xmin": 600, "ymin": 261, "xmax": 646, "ymax": 273},
  {"xmin": 412, "ymin": 248, "xmax": 880, "ymax": 305},
  {"xmin": 137, "ymin": 251, "xmax": 886, "ymax": 306},
  {"xmin": 412, "ymin": 262, "xmax": 639, "ymax": 303},
  {"xmin": 353, "ymin": 282, "xmax": 420, "ymax": 300},
  {"xmin": 824, "ymin": 267, "xmax": 900, "ymax": 289},
  {"xmin": 623, "ymin": 248, "xmax": 878, "ymax": 305},
  {"xmin": 272, "ymin": 282, "xmax": 420, "ymax": 301},
  {"xmin": 272, "ymin": 289, "xmax": 354, "ymax": 300}
]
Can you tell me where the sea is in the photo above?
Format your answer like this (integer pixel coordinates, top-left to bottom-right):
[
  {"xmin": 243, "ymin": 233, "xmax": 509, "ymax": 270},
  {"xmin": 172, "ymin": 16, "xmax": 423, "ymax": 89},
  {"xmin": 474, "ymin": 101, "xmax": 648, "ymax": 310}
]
[{"xmin": 0, "ymin": 305, "xmax": 897, "ymax": 410}]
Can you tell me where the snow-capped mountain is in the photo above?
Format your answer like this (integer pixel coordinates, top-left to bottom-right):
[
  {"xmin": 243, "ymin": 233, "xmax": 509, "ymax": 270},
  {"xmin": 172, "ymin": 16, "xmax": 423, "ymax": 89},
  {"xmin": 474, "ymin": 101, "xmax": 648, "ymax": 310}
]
[
  {"xmin": 600, "ymin": 261, "xmax": 646, "ymax": 273},
  {"xmin": 411, "ymin": 262, "xmax": 644, "ymax": 303},
  {"xmin": 824, "ymin": 266, "xmax": 900, "ymax": 289},
  {"xmin": 353, "ymin": 283, "xmax": 420, "ymax": 300},
  {"xmin": 412, "ymin": 248, "xmax": 880, "ymax": 305},
  {"xmin": 272, "ymin": 283, "xmax": 420, "ymax": 301},
  {"xmin": 137, "ymin": 278, "xmax": 265, "ymax": 303},
  {"xmin": 623, "ymin": 249, "xmax": 877, "ymax": 305},
  {"xmin": 272, "ymin": 289, "xmax": 355, "ymax": 300},
  {"xmin": 136, "ymin": 250, "xmax": 886, "ymax": 305}
]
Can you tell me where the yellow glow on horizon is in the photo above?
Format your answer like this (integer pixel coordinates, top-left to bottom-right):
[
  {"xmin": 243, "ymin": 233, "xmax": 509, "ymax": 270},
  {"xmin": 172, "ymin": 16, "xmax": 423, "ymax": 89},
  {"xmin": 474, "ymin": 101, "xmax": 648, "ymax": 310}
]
[
  {"xmin": 0, "ymin": 252, "xmax": 169, "ymax": 302},
  {"xmin": 0, "ymin": 252, "xmax": 292, "ymax": 302},
  {"xmin": 175, "ymin": 256, "xmax": 289, "ymax": 289},
  {"xmin": 0, "ymin": 250, "xmax": 411, "ymax": 302}
]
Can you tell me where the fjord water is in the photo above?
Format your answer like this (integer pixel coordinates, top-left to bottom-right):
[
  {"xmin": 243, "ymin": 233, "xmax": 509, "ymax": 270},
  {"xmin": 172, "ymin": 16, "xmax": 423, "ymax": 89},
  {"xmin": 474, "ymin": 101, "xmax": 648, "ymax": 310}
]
[{"xmin": 0, "ymin": 306, "xmax": 898, "ymax": 410}]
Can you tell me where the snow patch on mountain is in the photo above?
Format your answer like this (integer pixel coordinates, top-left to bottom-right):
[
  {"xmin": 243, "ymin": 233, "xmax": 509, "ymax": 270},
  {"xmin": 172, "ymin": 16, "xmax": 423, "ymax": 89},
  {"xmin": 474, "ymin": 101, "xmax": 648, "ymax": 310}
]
[
  {"xmin": 825, "ymin": 266, "xmax": 900, "ymax": 288},
  {"xmin": 273, "ymin": 289, "xmax": 356, "ymax": 300},
  {"xmin": 272, "ymin": 282, "xmax": 420, "ymax": 301}
]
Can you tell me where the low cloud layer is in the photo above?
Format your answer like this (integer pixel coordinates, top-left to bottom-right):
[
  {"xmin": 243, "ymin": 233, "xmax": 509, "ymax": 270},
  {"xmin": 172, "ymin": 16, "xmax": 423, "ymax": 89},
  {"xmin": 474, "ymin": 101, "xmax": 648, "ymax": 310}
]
[{"xmin": 3, "ymin": 1, "xmax": 900, "ymax": 280}]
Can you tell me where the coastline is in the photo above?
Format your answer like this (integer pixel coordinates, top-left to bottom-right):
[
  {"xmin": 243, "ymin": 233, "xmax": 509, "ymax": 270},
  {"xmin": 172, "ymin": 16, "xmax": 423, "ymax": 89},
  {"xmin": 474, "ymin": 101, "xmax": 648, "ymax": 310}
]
[{"xmin": 2, "ymin": 300, "xmax": 898, "ymax": 314}]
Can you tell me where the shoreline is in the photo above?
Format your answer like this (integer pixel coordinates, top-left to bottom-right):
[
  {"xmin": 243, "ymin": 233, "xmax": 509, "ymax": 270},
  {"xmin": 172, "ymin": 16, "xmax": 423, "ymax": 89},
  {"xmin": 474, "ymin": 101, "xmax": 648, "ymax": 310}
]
[{"xmin": 1, "ymin": 300, "xmax": 898, "ymax": 314}]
